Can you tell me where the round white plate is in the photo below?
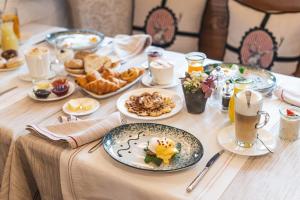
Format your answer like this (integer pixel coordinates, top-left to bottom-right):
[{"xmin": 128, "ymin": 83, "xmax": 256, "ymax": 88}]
[
  {"xmin": 0, "ymin": 65, "xmax": 22, "ymax": 72},
  {"xmin": 62, "ymin": 98, "xmax": 100, "ymax": 116},
  {"xmin": 28, "ymin": 81, "xmax": 76, "ymax": 102},
  {"xmin": 117, "ymin": 88, "xmax": 183, "ymax": 120},
  {"xmin": 141, "ymin": 72, "xmax": 180, "ymax": 89},
  {"xmin": 19, "ymin": 71, "xmax": 56, "ymax": 82},
  {"xmin": 217, "ymin": 125, "xmax": 276, "ymax": 156}
]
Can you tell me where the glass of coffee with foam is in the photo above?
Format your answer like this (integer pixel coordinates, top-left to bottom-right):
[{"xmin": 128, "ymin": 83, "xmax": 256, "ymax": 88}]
[{"xmin": 234, "ymin": 90, "xmax": 269, "ymax": 148}]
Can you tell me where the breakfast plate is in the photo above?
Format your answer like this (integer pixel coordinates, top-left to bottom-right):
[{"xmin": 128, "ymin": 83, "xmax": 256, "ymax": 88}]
[
  {"xmin": 62, "ymin": 98, "xmax": 100, "ymax": 116},
  {"xmin": 117, "ymin": 88, "xmax": 183, "ymax": 120},
  {"xmin": 217, "ymin": 125, "xmax": 276, "ymax": 156},
  {"xmin": 79, "ymin": 73, "xmax": 143, "ymax": 99},
  {"xmin": 28, "ymin": 81, "xmax": 75, "ymax": 102},
  {"xmin": 103, "ymin": 123, "xmax": 203, "ymax": 172},
  {"xmin": 205, "ymin": 63, "xmax": 276, "ymax": 95},
  {"xmin": 141, "ymin": 72, "xmax": 180, "ymax": 89},
  {"xmin": 46, "ymin": 29, "xmax": 105, "ymax": 51}
]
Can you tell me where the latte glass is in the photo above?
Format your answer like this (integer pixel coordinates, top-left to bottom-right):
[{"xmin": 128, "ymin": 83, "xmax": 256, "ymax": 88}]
[{"xmin": 234, "ymin": 90, "xmax": 269, "ymax": 148}]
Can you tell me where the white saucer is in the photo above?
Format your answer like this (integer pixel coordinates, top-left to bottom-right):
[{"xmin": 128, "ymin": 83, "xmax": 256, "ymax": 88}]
[
  {"xmin": 18, "ymin": 71, "xmax": 56, "ymax": 82},
  {"xmin": 62, "ymin": 98, "xmax": 100, "ymax": 116},
  {"xmin": 28, "ymin": 81, "xmax": 76, "ymax": 102},
  {"xmin": 217, "ymin": 125, "xmax": 276, "ymax": 156},
  {"xmin": 141, "ymin": 72, "xmax": 180, "ymax": 89}
]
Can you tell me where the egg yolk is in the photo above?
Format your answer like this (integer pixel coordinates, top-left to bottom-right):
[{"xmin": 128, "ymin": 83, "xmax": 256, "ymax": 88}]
[{"xmin": 155, "ymin": 139, "xmax": 178, "ymax": 165}]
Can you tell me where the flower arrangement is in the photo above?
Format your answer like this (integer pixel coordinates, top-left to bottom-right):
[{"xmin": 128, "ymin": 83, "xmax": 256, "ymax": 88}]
[{"xmin": 182, "ymin": 72, "xmax": 215, "ymax": 98}]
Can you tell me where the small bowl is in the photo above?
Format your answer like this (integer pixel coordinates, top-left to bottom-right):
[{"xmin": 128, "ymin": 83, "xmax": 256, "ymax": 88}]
[
  {"xmin": 33, "ymin": 89, "xmax": 51, "ymax": 99},
  {"xmin": 52, "ymin": 84, "xmax": 69, "ymax": 97}
]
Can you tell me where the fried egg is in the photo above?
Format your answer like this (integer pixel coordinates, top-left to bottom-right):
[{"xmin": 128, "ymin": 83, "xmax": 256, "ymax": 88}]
[{"xmin": 148, "ymin": 137, "xmax": 178, "ymax": 165}]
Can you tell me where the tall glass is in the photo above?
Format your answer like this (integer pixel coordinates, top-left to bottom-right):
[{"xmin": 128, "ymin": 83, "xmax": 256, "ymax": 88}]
[
  {"xmin": 2, "ymin": 7, "xmax": 20, "ymax": 39},
  {"xmin": 234, "ymin": 90, "xmax": 269, "ymax": 148},
  {"xmin": 185, "ymin": 52, "xmax": 206, "ymax": 73}
]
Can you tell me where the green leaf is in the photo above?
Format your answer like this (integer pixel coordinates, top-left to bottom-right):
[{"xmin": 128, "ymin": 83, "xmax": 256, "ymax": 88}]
[
  {"xmin": 144, "ymin": 154, "xmax": 163, "ymax": 166},
  {"xmin": 239, "ymin": 67, "xmax": 245, "ymax": 74}
]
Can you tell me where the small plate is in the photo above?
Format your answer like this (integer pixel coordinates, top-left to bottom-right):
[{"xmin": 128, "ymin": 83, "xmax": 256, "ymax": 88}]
[
  {"xmin": 141, "ymin": 72, "xmax": 180, "ymax": 89},
  {"xmin": 103, "ymin": 123, "xmax": 203, "ymax": 172},
  {"xmin": 28, "ymin": 81, "xmax": 75, "ymax": 102},
  {"xmin": 62, "ymin": 98, "xmax": 99, "ymax": 116},
  {"xmin": 117, "ymin": 88, "xmax": 183, "ymax": 120},
  {"xmin": 217, "ymin": 125, "xmax": 276, "ymax": 156},
  {"xmin": 0, "ymin": 65, "xmax": 22, "ymax": 72},
  {"xmin": 19, "ymin": 71, "xmax": 56, "ymax": 82}
]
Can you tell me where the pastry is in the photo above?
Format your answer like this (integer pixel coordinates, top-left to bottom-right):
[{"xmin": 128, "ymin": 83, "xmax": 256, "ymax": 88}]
[
  {"xmin": 84, "ymin": 54, "xmax": 104, "ymax": 73},
  {"xmin": 86, "ymin": 71, "xmax": 101, "ymax": 82},
  {"xmin": 74, "ymin": 51, "xmax": 93, "ymax": 60},
  {"xmin": 65, "ymin": 67, "xmax": 85, "ymax": 75},
  {"xmin": 0, "ymin": 58, "xmax": 7, "ymax": 69},
  {"xmin": 75, "ymin": 76, "xmax": 89, "ymax": 88},
  {"xmin": 6, "ymin": 57, "xmax": 24, "ymax": 68},
  {"xmin": 106, "ymin": 76, "xmax": 127, "ymax": 88},
  {"xmin": 85, "ymin": 77, "xmax": 120, "ymax": 95},
  {"xmin": 64, "ymin": 59, "xmax": 83, "ymax": 69},
  {"xmin": 120, "ymin": 67, "xmax": 144, "ymax": 83},
  {"xmin": 2, "ymin": 49, "xmax": 18, "ymax": 60},
  {"xmin": 101, "ymin": 68, "xmax": 120, "ymax": 79}
]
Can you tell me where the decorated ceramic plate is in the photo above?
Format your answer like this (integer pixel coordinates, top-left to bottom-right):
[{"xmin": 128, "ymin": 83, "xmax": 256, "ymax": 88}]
[
  {"xmin": 117, "ymin": 88, "xmax": 183, "ymax": 120},
  {"xmin": 205, "ymin": 63, "xmax": 276, "ymax": 95},
  {"xmin": 46, "ymin": 29, "xmax": 105, "ymax": 51},
  {"xmin": 78, "ymin": 73, "xmax": 143, "ymax": 99},
  {"xmin": 103, "ymin": 123, "xmax": 203, "ymax": 172}
]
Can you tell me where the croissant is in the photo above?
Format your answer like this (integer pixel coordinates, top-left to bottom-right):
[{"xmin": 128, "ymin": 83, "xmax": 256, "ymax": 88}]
[
  {"xmin": 85, "ymin": 77, "xmax": 120, "ymax": 95},
  {"xmin": 120, "ymin": 67, "xmax": 144, "ymax": 83},
  {"xmin": 101, "ymin": 68, "xmax": 120, "ymax": 79},
  {"xmin": 86, "ymin": 71, "xmax": 101, "ymax": 82},
  {"xmin": 75, "ymin": 76, "xmax": 88, "ymax": 88},
  {"xmin": 106, "ymin": 76, "xmax": 127, "ymax": 88}
]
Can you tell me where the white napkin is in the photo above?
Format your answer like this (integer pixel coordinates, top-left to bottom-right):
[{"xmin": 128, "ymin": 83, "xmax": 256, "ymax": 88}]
[
  {"xmin": 113, "ymin": 34, "xmax": 152, "ymax": 61},
  {"xmin": 274, "ymin": 86, "xmax": 300, "ymax": 107},
  {"xmin": 26, "ymin": 112, "xmax": 122, "ymax": 148}
]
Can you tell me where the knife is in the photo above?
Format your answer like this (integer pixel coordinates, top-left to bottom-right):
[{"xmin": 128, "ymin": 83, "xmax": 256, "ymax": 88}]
[{"xmin": 186, "ymin": 150, "xmax": 225, "ymax": 192}]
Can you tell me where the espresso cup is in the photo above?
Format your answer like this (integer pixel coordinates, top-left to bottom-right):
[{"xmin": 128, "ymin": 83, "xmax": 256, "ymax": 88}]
[
  {"xmin": 234, "ymin": 90, "xmax": 269, "ymax": 148},
  {"xmin": 149, "ymin": 59, "xmax": 174, "ymax": 85},
  {"xmin": 25, "ymin": 46, "xmax": 51, "ymax": 80}
]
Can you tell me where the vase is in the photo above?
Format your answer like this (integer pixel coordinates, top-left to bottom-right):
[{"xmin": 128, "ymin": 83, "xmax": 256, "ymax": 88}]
[{"xmin": 182, "ymin": 86, "xmax": 208, "ymax": 114}]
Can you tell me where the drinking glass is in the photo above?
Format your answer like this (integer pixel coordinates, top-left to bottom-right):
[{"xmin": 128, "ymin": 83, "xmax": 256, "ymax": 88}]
[
  {"xmin": 234, "ymin": 90, "xmax": 269, "ymax": 148},
  {"xmin": 185, "ymin": 52, "xmax": 206, "ymax": 73},
  {"xmin": 2, "ymin": 7, "xmax": 20, "ymax": 39}
]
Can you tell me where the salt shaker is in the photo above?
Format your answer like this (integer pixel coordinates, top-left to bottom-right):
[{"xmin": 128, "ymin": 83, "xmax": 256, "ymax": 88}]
[{"xmin": 279, "ymin": 107, "xmax": 300, "ymax": 141}]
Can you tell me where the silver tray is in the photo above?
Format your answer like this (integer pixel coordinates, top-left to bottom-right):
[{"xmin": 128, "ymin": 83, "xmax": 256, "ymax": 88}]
[
  {"xmin": 46, "ymin": 29, "xmax": 105, "ymax": 51},
  {"xmin": 205, "ymin": 63, "xmax": 276, "ymax": 95}
]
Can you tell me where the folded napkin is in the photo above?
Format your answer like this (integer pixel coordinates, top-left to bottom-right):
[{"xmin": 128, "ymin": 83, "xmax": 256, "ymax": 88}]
[
  {"xmin": 113, "ymin": 34, "xmax": 152, "ymax": 61},
  {"xmin": 26, "ymin": 112, "xmax": 122, "ymax": 148},
  {"xmin": 274, "ymin": 86, "xmax": 300, "ymax": 107}
]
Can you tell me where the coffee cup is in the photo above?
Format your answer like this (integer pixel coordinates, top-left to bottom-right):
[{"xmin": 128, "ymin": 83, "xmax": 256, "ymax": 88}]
[
  {"xmin": 234, "ymin": 90, "xmax": 269, "ymax": 148},
  {"xmin": 25, "ymin": 46, "xmax": 51, "ymax": 80},
  {"xmin": 149, "ymin": 59, "xmax": 174, "ymax": 85}
]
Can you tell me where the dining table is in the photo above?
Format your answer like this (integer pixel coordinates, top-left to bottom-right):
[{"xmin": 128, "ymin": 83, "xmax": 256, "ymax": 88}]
[{"xmin": 0, "ymin": 25, "xmax": 299, "ymax": 200}]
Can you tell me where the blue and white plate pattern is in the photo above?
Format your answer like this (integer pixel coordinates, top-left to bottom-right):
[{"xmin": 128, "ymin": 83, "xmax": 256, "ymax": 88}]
[{"xmin": 103, "ymin": 123, "xmax": 203, "ymax": 172}]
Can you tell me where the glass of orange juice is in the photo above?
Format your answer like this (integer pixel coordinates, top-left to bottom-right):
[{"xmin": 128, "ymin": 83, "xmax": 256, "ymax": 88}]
[
  {"xmin": 185, "ymin": 52, "xmax": 206, "ymax": 73},
  {"xmin": 2, "ymin": 7, "xmax": 20, "ymax": 39}
]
